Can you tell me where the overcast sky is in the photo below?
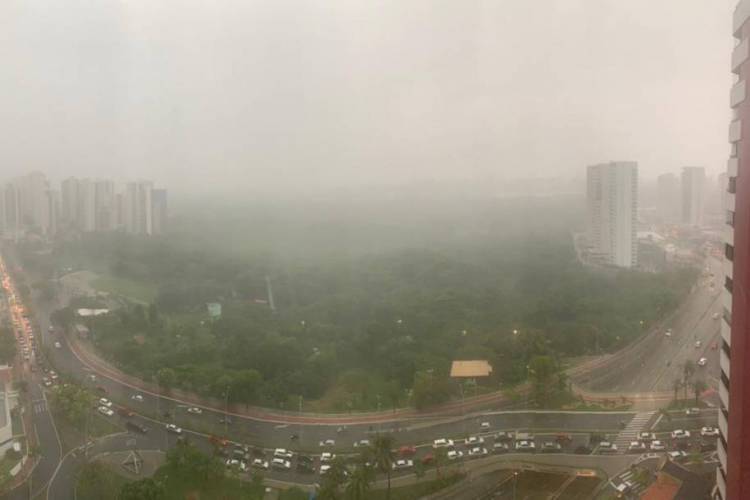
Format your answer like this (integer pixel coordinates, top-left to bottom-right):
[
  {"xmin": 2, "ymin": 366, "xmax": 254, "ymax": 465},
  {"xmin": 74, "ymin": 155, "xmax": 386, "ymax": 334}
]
[{"xmin": 0, "ymin": 0, "xmax": 737, "ymax": 194}]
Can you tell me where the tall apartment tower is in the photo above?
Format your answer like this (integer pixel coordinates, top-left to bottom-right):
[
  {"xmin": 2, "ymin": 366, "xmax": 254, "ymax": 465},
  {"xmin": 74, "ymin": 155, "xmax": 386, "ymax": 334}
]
[
  {"xmin": 586, "ymin": 161, "xmax": 638, "ymax": 268},
  {"xmin": 656, "ymin": 172, "xmax": 680, "ymax": 223},
  {"xmin": 681, "ymin": 166, "xmax": 706, "ymax": 226},
  {"xmin": 718, "ymin": 2, "xmax": 750, "ymax": 498},
  {"xmin": 94, "ymin": 180, "xmax": 116, "ymax": 231},
  {"xmin": 124, "ymin": 181, "xmax": 153, "ymax": 235}
]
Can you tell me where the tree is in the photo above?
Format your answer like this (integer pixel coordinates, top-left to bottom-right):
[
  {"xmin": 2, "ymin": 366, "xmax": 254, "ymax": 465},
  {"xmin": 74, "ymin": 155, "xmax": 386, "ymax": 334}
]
[
  {"xmin": 279, "ymin": 487, "xmax": 308, "ymax": 500},
  {"xmin": 672, "ymin": 378, "xmax": 682, "ymax": 403},
  {"xmin": 118, "ymin": 478, "xmax": 165, "ymax": 500},
  {"xmin": 682, "ymin": 360, "xmax": 696, "ymax": 402},
  {"xmin": 77, "ymin": 462, "xmax": 109, "ymax": 498},
  {"xmin": 49, "ymin": 384, "xmax": 93, "ymax": 425},
  {"xmin": 165, "ymin": 442, "xmax": 223, "ymax": 483},
  {"xmin": 528, "ymin": 355, "xmax": 558, "ymax": 408},
  {"xmin": 318, "ymin": 456, "xmax": 348, "ymax": 500},
  {"xmin": 0, "ymin": 327, "xmax": 17, "ymax": 364},
  {"xmin": 371, "ymin": 434, "xmax": 395, "ymax": 500},
  {"xmin": 156, "ymin": 367, "xmax": 177, "ymax": 390},
  {"xmin": 412, "ymin": 371, "xmax": 452, "ymax": 410},
  {"xmin": 692, "ymin": 379, "xmax": 707, "ymax": 405},
  {"xmin": 345, "ymin": 461, "xmax": 375, "ymax": 500}
]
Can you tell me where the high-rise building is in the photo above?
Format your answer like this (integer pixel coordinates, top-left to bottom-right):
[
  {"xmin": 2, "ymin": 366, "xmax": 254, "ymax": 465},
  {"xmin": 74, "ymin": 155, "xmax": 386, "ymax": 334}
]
[
  {"xmin": 14, "ymin": 171, "xmax": 52, "ymax": 235},
  {"xmin": 657, "ymin": 172, "xmax": 680, "ymax": 223},
  {"xmin": 151, "ymin": 189, "xmax": 168, "ymax": 235},
  {"xmin": 586, "ymin": 161, "xmax": 638, "ymax": 268},
  {"xmin": 60, "ymin": 177, "xmax": 79, "ymax": 227},
  {"xmin": 681, "ymin": 166, "xmax": 706, "ymax": 226},
  {"xmin": 718, "ymin": 2, "xmax": 750, "ymax": 498},
  {"xmin": 78, "ymin": 178, "xmax": 96, "ymax": 232},
  {"xmin": 0, "ymin": 184, "xmax": 21, "ymax": 240},
  {"xmin": 124, "ymin": 181, "xmax": 153, "ymax": 235},
  {"xmin": 94, "ymin": 180, "xmax": 116, "ymax": 231}
]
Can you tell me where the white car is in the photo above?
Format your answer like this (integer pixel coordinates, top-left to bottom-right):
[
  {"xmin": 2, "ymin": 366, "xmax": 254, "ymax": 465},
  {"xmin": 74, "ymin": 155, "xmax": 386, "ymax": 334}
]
[
  {"xmin": 274, "ymin": 448, "xmax": 293, "ymax": 459},
  {"xmin": 319, "ymin": 439, "xmax": 336, "ymax": 447},
  {"xmin": 225, "ymin": 459, "xmax": 247, "ymax": 472},
  {"xmin": 392, "ymin": 459, "xmax": 413, "ymax": 470},
  {"xmin": 131, "ymin": 394, "xmax": 144, "ymax": 402},
  {"xmin": 186, "ymin": 407, "xmax": 203, "ymax": 415},
  {"xmin": 480, "ymin": 422, "xmax": 491, "ymax": 430},
  {"xmin": 628, "ymin": 441, "xmax": 646, "ymax": 453},
  {"xmin": 99, "ymin": 398, "xmax": 112, "ymax": 408},
  {"xmin": 353, "ymin": 439, "xmax": 370, "ymax": 448},
  {"xmin": 493, "ymin": 442, "xmax": 509, "ymax": 453},
  {"xmin": 98, "ymin": 406, "xmax": 114, "ymax": 417},
  {"xmin": 252, "ymin": 459, "xmax": 269, "ymax": 470},
  {"xmin": 468, "ymin": 447, "xmax": 488, "ymax": 457},
  {"xmin": 433, "ymin": 438, "xmax": 454, "ymax": 449},
  {"xmin": 446, "ymin": 450, "xmax": 464, "ymax": 460},
  {"xmin": 695, "ymin": 341, "xmax": 702, "ymax": 348},
  {"xmin": 701, "ymin": 427, "xmax": 719, "ymax": 437},
  {"xmin": 685, "ymin": 408, "xmax": 700, "ymax": 416},
  {"xmin": 698, "ymin": 357, "xmax": 708, "ymax": 367},
  {"xmin": 665, "ymin": 329, "xmax": 672, "ymax": 337},
  {"xmin": 42, "ymin": 378, "xmax": 52, "ymax": 387},
  {"xmin": 319, "ymin": 464, "xmax": 332, "ymax": 475},
  {"xmin": 54, "ymin": 342, "xmax": 61, "ymax": 349},
  {"xmin": 320, "ymin": 452, "xmax": 336, "ymax": 463},
  {"xmin": 649, "ymin": 440, "xmax": 666, "ymax": 451},
  {"xmin": 598, "ymin": 442, "xmax": 618, "ymax": 453},
  {"xmin": 638, "ymin": 432, "xmax": 656, "ymax": 441},
  {"xmin": 272, "ymin": 458, "xmax": 291, "ymax": 470},
  {"xmin": 165, "ymin": 423, "xmax": 182, "ymax": 434},
  {"xmin": 671, "ymin": 429, "xmax": 691, "ymax": 439},
  {"xmin": 465, "ymin": 436, "xmax": 484, "ymax": 446},
  {"xmin": 668, "ymin": 450, "xmax": 688, "ymax": 461},
  {"xmin": 515, "ymin": 440, "xmax": 536, "ymax": 451}
]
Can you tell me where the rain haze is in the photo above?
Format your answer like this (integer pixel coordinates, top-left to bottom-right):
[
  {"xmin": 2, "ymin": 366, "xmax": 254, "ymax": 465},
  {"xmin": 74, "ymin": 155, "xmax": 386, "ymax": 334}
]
[{"xmin": 0, "ymin": 0, "xmax": 736, "ymax": 195}]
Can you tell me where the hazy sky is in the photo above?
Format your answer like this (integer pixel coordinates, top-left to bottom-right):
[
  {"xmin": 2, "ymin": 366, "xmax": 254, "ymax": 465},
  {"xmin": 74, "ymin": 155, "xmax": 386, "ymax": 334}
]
[{"xmin": 0, "ymin": 0, "xmax": 737, "ymax": 194}]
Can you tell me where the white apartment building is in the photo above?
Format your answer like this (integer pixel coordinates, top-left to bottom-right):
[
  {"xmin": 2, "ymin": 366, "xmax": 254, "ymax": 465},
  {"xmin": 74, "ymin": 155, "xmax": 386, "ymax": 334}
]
[
  {"xmin": 586, "ymin": 161, "xmax": 638, "ymax": 268},
  {"xmin": 681, "ymin": 166, "xmax": 706, "ymax": 226}
]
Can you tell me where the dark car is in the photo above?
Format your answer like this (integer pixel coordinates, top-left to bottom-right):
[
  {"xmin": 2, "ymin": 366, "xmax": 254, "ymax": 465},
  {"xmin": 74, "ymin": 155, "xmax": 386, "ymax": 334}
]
[{"xmin": 126, "ymin": 421, "xmax": 148, "ymax": 434}]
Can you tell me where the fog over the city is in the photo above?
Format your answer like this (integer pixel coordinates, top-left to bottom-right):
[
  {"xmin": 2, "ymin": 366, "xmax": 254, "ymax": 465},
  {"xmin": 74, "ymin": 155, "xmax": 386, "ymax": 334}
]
[{"xmin": 0, "ymin": 0, "xmax": 735, "ymax": 195}]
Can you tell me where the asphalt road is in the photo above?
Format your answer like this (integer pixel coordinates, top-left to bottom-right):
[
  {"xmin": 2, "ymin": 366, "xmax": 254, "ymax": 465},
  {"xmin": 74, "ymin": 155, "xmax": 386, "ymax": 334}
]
[{"xmin": 573, "ymin": 256, "xmax": 723, "ymax": 394}]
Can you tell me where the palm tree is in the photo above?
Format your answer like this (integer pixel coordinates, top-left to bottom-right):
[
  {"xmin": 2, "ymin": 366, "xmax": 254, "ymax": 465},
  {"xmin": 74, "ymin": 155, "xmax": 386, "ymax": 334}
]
[
  {"xmin": 672, "ymin": 378, "xmax": 682, "ymax": 404},
  {"xmin": 371, "ymin": 434, "xmax": 396, "ymax": 500},
  {"xmin": 692, "ymin": 379, "xmax": 708, "ymax": 405},
  {"xmin": 345, "ymin": 462, "xmax": 375, "ymax": 500}
]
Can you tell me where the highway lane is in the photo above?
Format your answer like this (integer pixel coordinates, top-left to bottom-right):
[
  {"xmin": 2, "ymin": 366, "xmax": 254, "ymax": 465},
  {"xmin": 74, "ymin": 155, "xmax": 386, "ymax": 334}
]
[{"xmin": 573, "ymin": 257, "xmax": 723, "ymax": 394}]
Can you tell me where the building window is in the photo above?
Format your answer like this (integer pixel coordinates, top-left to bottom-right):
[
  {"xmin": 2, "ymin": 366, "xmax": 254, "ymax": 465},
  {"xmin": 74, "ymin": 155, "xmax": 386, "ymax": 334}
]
[
  {"xmin": 723, "ymin": 340, "xmax": 731, "ymax": 359},
  {"xmin": 729, "ymin": 176, "xmax": 737, "ymax": 194},
  {"xmin": 722, "ymin": 371, "xmax": 731, "ymax": 390},
  {"xmin": 726, "ymin": 276, "xmax": 734, "ymax": 293},
  {"xmin": 724, "ymin": 307, "xmax": 733, "ymax": 325},
  {"xmin": 727, "ymin": 210, "xmax": 736, "ymax": 227},
  {"xmin": 726, "ymin": 243, "xmax": 735, "ymax": 261}
]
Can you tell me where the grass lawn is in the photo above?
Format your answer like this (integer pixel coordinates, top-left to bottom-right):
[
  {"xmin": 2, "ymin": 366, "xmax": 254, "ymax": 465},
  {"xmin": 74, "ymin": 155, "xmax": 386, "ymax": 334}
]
[
  {"xmin": 558, "ymin": 476, "xmax": 602, "ymax": 500},
  {"xmin": 76, "ymin": 462, "xmax": 129, "ymax": 500},
  {"xmin": 368, "ymin": 473, "xmax": 465, "ymax": 500},
  {"xmin": 0, "ymin": 454, "xmax": 23, "ymax": 489},
  {"xmin": 92, "ymin": 274, "xmax": 158, "ymax": 304},
  {"xmin": 154, "ymin": 466, "xmax": 264, "ymax": 500},
  {"xmin": 512, "ymin": 471, "xmax": 570, "ymax": 499},
  {"xmin": 49, "ymin": 404, "xmax": 124, "ymax": 452}
]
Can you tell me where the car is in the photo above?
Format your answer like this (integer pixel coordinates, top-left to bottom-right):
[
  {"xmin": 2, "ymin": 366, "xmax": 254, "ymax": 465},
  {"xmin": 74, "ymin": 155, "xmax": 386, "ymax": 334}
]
[
  {"xmin": 495, "ymin": 431, "xmax": 513, "ymax": 441},
  {"xmin": 48, "ymin": 326, "xmax": 54, "ymax": 332},
  {"xmin": 665, "ymin": 329, "xmax": 673, "ymax": 337},
  {"xmin": 713, "ymin": 312, "xmax": 721, "ymax": 320},
  {"xmin": 54, "ymin": 342, "xmax": 61, "ymax": 349},
  {"xmin": 493, "ymin": 442, "xmax": 509, "ymax": 453},
  {"xmin": 701, "ymin": 427, "xmax": 720, "ymax": 437},
  {"xmin": 598, "ymin": 442, "xmax": 618, "ymax": 453},
  {"xmin": 698, "ymin": 357, "xmax": 708, "ymax": 367},
  {"xmin": 628, "ymin": 441, "xmax": 646, "ymax": 453},
  {"xmin": 274, "ymin": 448, "xmax": 293, "ymax": 459},
  {"xmin": 685, "ymin": 408, "xmax": 700, "ymax": 417},
  {"xmin": 320, "ymin": 452, "xmax": 336, "ymax": 463},
  {"xmin": 319, "ymin": 464, "xmax": 332, "ymax": 475},
  {"xmin": 639, "ymin": 432, "xmax": 656, "ymax": 441},
  {"xmin": 131, "ymin": 394, "xmax": 144, "ymax": 402},
  {"xmin": 166, "ymin": 423, "xmax": 182, "ymax": 434},
  {"xmin": 42, "ymin": 377, "xmax": 52, "ymax": 387},
  {"xmin": 187, "ymin": 407, "xmax": 203, "ymax": 415},
  {"xmin": 671, "ymin": 430, "xmax": 691, "ymax": 440},
  {"xmin": 468, "ymin": 446, "xmax": 489, "ymax": 457},
  {"xmin": 541, "ymin": 442, "xmax": 562, "ymax": 453},
  {"xmin": 99, "ymin": 398, "xmax": 112, "ymax": 408},
  {"xmin": 446, "ymin": 450, "xmax": 464, "ymax": 460},
  {"xmin": 695, "ymin": 341, "xmax": 702, "ymax": 348},
  {"xmin": 251, "ymin": 458, "xmax": 269, "ymax": 470},
  {"xmin": 480, "ymin": 421, "xmax": 491, "ymax": 430},
  {"xmin": 668, "ymin": 450, "xmax": 688, "ymax": 461},
  {"xmin": 225, "ymin": 459, "xmax": 247, "ymax": 472},
  {"xmin": 650, "ymin": 440, "xmax": 666, "ymax": 451},
  {"xmin": 272, "ymin": 458, "xmax": 291, "ymax": 470},
  {"xmin": 465, "ymin": 436, "xmax": 484, "ymax": 446},
  {"xmin": 354, "ymin": 440, "xmax": 371, "ymax": 448},
  {"xmin": 420, "ymin": 453, "xmax": 434, "ymax": 465},
  {"xmin": 218, "ymin": 416, "xmax": 233, "ymax": 425},
  {"xmin": 319, "ymin": 439, "xmax": 336, "ymax": 447},
  {"xmin": 126, "ymin": 421, "xmax": 148, "ymax": 434},
  {"xmin": 98, "ymin": 406, "xmax": 114, "ymax": 417},
  {"xmin": 398, "ymin": 446, "xmax": 416, "ymax": 457},
  {"xmin": 392, "ymin": 459, "xmax": 414, "ymax": 470},
  {"xmin": 515, "ymin": 440, "xmax": 536, "ymax": 452},
  {"xmin": 433, "ymin": 438, "xmax": 454, "ymax": 449}
]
